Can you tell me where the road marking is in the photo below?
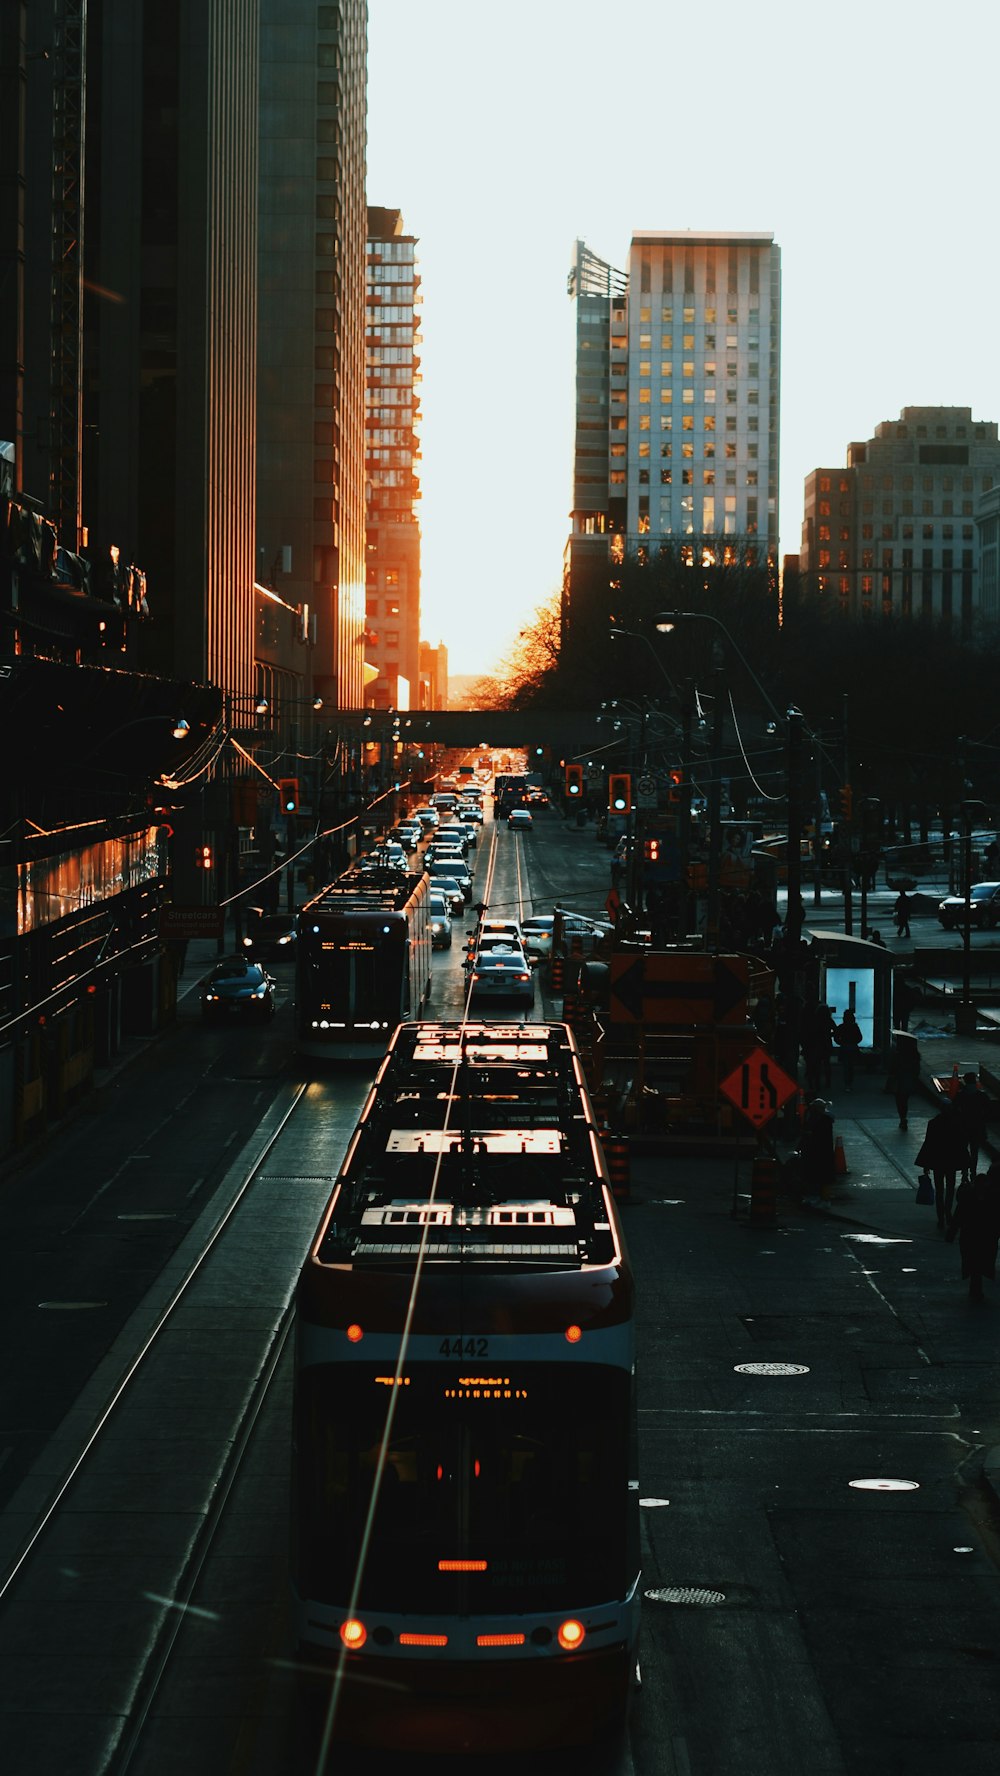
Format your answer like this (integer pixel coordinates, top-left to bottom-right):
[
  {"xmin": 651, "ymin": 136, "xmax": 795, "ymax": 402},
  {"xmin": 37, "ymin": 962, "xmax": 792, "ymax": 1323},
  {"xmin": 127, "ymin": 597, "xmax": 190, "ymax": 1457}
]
[
  {"xmin": 842, "ymin": 1242, "xmax": 931, "ymax": 1363},
  {"xmin": 640, "ymin": 1406, "xmax": 961, "ymax": 1420},
  {"xmin": 144, "ymin": 1591, "xmax": 221, "ymax": 1623},
  {"xmin": 116, "ymin": 1212, "xmax": 177, "ymax": 1220},
  {"xmin": 185, "ymin": 1175, "xmax": 206, "ymax": 1200},
  {"xmin": 38, "ymin": 1301, "xmax": 107, "ymax": 1310}
]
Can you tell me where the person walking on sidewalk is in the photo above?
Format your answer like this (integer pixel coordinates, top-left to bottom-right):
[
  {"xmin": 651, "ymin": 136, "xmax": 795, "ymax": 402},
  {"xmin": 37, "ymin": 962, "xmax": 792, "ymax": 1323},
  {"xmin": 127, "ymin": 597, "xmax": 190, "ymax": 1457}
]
[
  {"xmin": 893, "ymin": 888, "xmax": 912, "ymax": 939},
  {"xmin": 946, "ymin": 1163, "xmax": 1000, "ymax": 1301},
  {"xmin": 952, "ymin": 1072, "xmax": 990, "ymax": 1179},
  {"xmin": 915, "ymin": 1102, "xmax": 970, "ymax": 1229},
  {"xmin": 834, "ymin": 1007, "xmax": 863, "ymax": 1091},
  {"xmin": 886, "ymin": 1031, "xmax": 920, "ymax": 1130}
]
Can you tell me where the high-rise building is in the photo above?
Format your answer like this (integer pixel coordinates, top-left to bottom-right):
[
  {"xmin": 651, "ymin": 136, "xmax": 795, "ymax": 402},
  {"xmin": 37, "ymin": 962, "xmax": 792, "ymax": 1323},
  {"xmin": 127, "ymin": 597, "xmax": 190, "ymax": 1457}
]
[
  {"xmin": 800, "ymin": 407, "xmax": 1000, "ymax": 625},
  {"xmin": 365, "ymin": 206, "xmax": 422, "ymax": 709},
  {"xmin": 257, "ymin": 0, "xmax": 368, "ymax": 714},
  {"xmin": 564, "ymin": 230, "xmax": 781, "ymax": 641}
]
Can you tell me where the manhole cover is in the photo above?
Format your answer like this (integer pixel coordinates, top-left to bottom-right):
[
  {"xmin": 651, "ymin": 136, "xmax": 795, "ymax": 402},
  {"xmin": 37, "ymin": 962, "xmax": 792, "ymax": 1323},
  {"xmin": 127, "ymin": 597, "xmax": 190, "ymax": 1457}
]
[
  {"xmin": 644, "ymin": 1586, "xmax": 726, "ymax": 1607},
  {"xmin": 848, "ymin": 1478, "xmax": 919, "ymax": 1492},
  {"xmin": 734, "ymin": 1362, "xmax": 810, "ymax": 1376}
]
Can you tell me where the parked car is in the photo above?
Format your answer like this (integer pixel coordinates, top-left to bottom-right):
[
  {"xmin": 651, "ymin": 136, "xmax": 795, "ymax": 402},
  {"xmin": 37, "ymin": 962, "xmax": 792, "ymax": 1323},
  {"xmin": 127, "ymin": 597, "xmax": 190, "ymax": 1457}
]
[
  {"xmin": 467, "ymin": 950, "xmax": 535, "ymax": 1005},
  {"xmin": 938, "ymin": 882, "xmax": 1000, "ymax": 930},
  {"xmin": 201, "ymin": 958, "xmax": 276, "ymax": 1022},
  {"xmin": 428, "ymin": 890, "xmax": 454, "ymax": 949},
  {"xmin": 240, "ymin": 910, "xmax": 297, "ymax": 961},
  {"xmin": 507, "ymin": 808, "xmax": 533, "ymax": 832}
]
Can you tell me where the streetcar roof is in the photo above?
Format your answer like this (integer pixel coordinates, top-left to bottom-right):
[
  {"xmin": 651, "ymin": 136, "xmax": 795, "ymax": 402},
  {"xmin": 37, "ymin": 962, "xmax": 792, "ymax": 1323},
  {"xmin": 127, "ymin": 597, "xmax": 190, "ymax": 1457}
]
[{"xmin": 306, "ymin": 1021, "xmax": 624, "ymax": 1275}]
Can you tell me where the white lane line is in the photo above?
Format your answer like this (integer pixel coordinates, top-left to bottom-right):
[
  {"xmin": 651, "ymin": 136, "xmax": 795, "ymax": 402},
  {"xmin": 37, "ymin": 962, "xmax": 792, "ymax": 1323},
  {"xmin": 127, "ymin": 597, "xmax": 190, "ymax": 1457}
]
[
  {"xmin": 842, "ymin": 1242, "xmax": 932, "ymax": 1364},
  {"xmin": 63, "ymin": 1153, "xmax": 152, "ymax": 1232},
  {"xmin": 185, "ymin": 1175, "xmax": 206, "ymax": 1200}
]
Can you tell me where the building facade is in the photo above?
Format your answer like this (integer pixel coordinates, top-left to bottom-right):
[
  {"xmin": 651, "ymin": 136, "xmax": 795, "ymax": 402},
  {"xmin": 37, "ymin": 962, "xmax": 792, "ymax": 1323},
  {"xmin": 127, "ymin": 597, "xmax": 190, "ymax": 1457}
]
[
  {"xmin": 364, "ymin": 206, "xmax": 422, "ymax": 709},
  {"xmin": 564, "ymin": 230, "xmax": 781, "ymax": 644},
  {"xmin": 801, "ymin": 407, "xmax": 1000, "ymax": 625},
  {"xmin": 257, "ymin": 0, "xmax": 368, "ymax": 715}
]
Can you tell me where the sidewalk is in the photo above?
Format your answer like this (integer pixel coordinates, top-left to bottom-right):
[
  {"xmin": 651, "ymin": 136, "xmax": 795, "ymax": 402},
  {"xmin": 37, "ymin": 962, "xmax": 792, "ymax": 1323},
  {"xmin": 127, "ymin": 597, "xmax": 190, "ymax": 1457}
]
[{"xmin": 756, "ymin": 1038, "xmax": 1000, "ymax": 1510}]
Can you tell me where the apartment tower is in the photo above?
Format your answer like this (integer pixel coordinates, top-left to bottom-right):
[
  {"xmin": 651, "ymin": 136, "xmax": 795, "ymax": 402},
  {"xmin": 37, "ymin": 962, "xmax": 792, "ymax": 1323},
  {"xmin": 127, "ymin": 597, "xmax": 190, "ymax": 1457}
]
[
  {"xmin": 565, "ymin": 230, "xmax": 781, "ymax": 639},
  {"xmin": 364, "ymin": 206, "xmax": 422, "ymax": 708}
]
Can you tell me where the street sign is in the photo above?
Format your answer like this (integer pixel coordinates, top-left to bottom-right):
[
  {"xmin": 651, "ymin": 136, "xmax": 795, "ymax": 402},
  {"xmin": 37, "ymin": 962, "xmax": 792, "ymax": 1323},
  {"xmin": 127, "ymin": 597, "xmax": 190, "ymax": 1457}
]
[
  {"xmin": 636, "ymin": 773, "xmax": 658, "ymax": 809},
  {"xmin": 608, "ymin": 952, "xmax": 749, "ymax": 1027},
  {"xmin": 160, "ymin": 905, "xmax": 225, "ymax": 940},
  {"xmin": 718, "ymin": 1047, "xmax": 797, "ymax": 1129}
]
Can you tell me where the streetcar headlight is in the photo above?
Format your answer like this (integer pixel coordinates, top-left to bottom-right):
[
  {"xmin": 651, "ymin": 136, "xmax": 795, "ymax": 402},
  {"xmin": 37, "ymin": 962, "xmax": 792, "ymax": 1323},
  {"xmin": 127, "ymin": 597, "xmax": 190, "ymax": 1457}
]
[
  {"xmin": 557, "ymin": 1618, "xmax": 586, "ymax": 1652},
  {"xmin": 340, "ymin": 1618, "xmax": 367, "ymax": 1650}
]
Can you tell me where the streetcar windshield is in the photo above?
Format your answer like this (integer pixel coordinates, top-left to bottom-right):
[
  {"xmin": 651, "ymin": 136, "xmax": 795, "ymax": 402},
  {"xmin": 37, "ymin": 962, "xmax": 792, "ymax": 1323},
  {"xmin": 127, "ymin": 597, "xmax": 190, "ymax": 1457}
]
[{"xmin": 295, "ymin": 1363, "xmax": 629, "ymax": 1612}]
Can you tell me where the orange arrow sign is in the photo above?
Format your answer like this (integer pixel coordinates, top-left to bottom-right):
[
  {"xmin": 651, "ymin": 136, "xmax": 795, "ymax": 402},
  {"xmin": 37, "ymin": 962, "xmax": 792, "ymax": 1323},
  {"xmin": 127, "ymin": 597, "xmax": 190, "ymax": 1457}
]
[{"xmin": 719, "ymin": 1046, "xmax": 798, "ymax": 1128}]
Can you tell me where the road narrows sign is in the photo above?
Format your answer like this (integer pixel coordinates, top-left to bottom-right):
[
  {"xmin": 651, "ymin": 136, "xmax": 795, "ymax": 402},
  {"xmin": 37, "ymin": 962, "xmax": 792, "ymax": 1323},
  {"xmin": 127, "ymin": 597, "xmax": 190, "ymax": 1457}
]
[{"xmin": 718, "ymin": 1046, "xmax": 797, "ymax": 1129}]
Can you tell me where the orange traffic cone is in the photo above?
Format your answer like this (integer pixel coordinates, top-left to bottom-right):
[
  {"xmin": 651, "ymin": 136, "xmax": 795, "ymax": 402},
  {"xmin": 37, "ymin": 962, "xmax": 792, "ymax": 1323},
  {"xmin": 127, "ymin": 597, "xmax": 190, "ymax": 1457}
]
[{"xmin": 834, "ymin": 1134, "xmax": 848, "ymax": 1176}]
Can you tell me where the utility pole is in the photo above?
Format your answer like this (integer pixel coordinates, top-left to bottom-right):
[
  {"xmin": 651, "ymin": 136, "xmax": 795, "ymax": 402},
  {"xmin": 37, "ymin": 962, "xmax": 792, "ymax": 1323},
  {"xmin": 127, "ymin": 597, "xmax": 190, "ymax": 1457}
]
[
  {"xmin": 705, "ymin": 660, "xmax": 725, "ymax": 949},
  {"xmin": 842, "ymin": 692, "xmax": 853, "ymax": 936},
  {"xmin": 785, "ymin": 709, "xmax": 804, "ymax": 950}
]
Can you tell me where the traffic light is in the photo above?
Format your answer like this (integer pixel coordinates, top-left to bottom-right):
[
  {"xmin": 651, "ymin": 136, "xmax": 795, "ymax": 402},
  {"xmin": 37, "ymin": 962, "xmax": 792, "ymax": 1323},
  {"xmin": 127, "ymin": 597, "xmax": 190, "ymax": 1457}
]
[
  {"xmin": 668, "ymin": 768, "xmax": 683, "ymax": 804},
  {"xmin": 278, "ymin": 777, "xmax": 300, "ymax": 813},
  {"xmin": 565, "ymin": 763, "xmax": 584, "ymax": 798},
  {"xmin": 839, "ymin": 783, "xmax": 853, "ymax": 821},
  {"xmin": 608, "ymin": 773, "xmax": 631, "ymax": 813},
  {"xmin": 194, "ymin": 843, "xmax": 213, "ymax": 870},
  {"xmin": 643, "ymin": 836, "xmax": 661, "ymax": 864}
]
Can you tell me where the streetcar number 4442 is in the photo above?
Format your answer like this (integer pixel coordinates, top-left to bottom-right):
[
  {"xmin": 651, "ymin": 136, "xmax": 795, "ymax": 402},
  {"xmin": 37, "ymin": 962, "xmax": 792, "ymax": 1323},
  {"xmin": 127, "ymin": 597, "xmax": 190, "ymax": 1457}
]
[{"xmin": 439, "ymin": 1337, "xmax": 489, "ymax": 1356}]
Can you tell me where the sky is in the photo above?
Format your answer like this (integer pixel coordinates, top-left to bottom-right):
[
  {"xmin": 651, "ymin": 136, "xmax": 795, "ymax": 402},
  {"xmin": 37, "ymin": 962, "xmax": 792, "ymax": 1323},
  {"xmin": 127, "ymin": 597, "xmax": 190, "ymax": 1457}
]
[{"xmin": 366, "ymin": 0, "xmax": 999, "ymax": 679}]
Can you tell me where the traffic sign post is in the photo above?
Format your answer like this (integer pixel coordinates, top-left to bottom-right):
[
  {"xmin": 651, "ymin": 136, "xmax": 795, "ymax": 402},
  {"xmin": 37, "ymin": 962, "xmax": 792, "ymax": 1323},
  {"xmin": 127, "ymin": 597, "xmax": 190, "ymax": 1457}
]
[{"xmin": 718, "ymin": 1045, "xmax": 798, "ymax": 1222}]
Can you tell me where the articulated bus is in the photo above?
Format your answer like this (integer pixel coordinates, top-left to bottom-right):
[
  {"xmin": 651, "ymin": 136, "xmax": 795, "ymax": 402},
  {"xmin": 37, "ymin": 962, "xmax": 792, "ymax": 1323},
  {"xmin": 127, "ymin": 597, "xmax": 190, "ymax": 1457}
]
[
  {"xmin": 292, "ymin": 1020, "xmax": 639, "ymax": 1751},
  {"xmin": 295, "ymin": 869, "xmax": 432, "ymax": 1061}
]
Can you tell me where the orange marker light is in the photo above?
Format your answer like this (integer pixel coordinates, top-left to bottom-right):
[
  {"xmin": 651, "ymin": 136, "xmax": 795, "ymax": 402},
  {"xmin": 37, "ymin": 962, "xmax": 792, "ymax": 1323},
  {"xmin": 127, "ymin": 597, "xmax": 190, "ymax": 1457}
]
[
  {"xmin": 346, "ymin": 1323, "xmax": 363, "ymax": 1343},
  {"xmin": 399, "ymin": 1632, "xmax": 448, "ymax": 1647},
  {"xmin": 438, "ymin": 1559, "xmax": 488, "ymax": 1572},
  {"xmin": 557, "ymin": 1618, "xmax": 586, "ymax": 1651},
  {"xmin": 565, "ymin": 1324, "xmax": 583, "ymax": 1344},
  {"xmin": 340, "ymin": 1618, "xmax": 367, "ymax": 1650},
  {"xmin": 477, "ymin": 1632, "xmax": 526, "ymax": 1647}
]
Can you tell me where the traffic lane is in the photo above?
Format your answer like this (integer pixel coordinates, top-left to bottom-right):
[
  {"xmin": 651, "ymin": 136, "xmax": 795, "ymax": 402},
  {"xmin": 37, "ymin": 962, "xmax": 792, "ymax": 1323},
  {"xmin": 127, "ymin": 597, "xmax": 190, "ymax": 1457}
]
[
  {"xmin": 0, "ymin": 971, "xmax": 300, "ymax": 1513},
  {"xmin": 626, "ymin": 1170, "xmax": 1000, "ymax": 1776}
]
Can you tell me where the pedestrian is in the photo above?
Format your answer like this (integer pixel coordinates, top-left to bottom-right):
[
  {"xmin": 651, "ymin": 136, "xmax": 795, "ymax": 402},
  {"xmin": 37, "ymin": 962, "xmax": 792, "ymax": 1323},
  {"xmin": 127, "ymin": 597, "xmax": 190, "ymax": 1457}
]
[
  {"xmin": 834, "ymin": 1006, "xmax": 863, "ymax": 1090},
  {"xmin": 798, "ymin": 1098, "xmax": 836, "ymax": 1200},
  {"xmin": 946, "ymin": 1163, "xmax": 1000, "ymax": 1301},
  {"xmin": 800, "ymin": 988, "xmax": 836, "ymax": 1094},
  {"xmin": 885, "ymin": 1031, "xmax": 920, "ymax": 1130},
  {"xmin": 868, "ymin": 928, "xmax": 886, "ymax": 948},
  {"xmin": 893, "ymin": 970, "xmax": 918, "ymax": 1031},
  {"xmin": 951, "ymin": 1071, "xmax": 990, "ymax": 1179},
  {"xmin": 915, "ymin": 1101, "xmax": 970, "ymax": 1229},
  {"xmin": 893, "ymin": 888, "xmax": 912, "ymax": 939}
]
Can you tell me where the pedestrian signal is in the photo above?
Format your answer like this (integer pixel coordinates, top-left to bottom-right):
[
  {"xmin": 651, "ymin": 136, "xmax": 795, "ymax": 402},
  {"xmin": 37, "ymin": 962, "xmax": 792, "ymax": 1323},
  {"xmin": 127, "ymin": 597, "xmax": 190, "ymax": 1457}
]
[
  {"xmin": 839, "ymin": 783, "xmax": 853, "ymax": 821},
  {"xmin": 278, "ymin": 777, "xmax": 300, "ymax": 813},
  {"xmin": 668, "ymin": 768, "xmax": 683, "ymax": 804},
  {"xmin": 194, "ymin": 843, "xmax": 213, "ymax": 870},
  {"xmin": 643, "ymin": 837, "xmax": 661, "ymax": 863},
  {"xmin": 565, "ymin": 764, "xmax": 584, "ymax": 798},
  {"xmin": 608, "ymin": 773, "xmax": 631, "ymax": 813}
]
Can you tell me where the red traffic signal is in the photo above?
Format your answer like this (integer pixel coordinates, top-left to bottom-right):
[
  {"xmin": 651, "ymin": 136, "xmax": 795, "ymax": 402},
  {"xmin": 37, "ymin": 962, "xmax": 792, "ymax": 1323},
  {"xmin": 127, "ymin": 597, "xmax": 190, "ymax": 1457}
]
[
  {"xmin": 839, "ymin": 783, "xmax": 853, "ymax": 821},
  {"xmin": 565, "ymin": 764, "xmax": 584, "ymax": 798},
  {"xmin": 278, "ymin": 777, "xmax": 300, "ymax": 813},
  {"xmin": 194, "ymin": 843, "xmax": 213, "ymax": 870},
  {"xmin": 608, "ymin": 773, "xmax": 631, "ymax": 813},
  {"xmin": 668, "ymin": 768, "xmax": 683, "ymax": 804}
]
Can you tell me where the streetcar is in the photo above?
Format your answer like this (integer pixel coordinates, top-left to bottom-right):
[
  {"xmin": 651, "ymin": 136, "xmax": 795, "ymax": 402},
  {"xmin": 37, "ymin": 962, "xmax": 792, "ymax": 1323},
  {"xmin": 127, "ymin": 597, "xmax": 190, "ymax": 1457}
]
[
  {"xmin": 291, "ymin": 1020, "xmax": 639, "ymax": 1751},
  {"xmin": 295, "ymin": 868, "xmax": 432, "ymax": 1061}
]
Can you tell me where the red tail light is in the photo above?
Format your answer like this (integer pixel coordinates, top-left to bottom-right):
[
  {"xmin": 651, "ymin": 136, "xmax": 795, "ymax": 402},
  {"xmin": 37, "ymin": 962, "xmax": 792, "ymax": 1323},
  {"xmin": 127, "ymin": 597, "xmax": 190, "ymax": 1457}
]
[
  {"xmin": 557, "ymin": 1618, "xmax": 586, "ymax": 1651},
  {"xmin": 340, "ymin": 1618, "xmax": 366, "ymax": 1650}
]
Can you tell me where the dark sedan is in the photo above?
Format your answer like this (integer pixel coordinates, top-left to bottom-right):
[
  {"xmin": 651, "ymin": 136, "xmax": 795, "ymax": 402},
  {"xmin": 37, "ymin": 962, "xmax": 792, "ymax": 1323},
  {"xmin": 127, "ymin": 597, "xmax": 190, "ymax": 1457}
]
[
  {"xmin": 937, "ymin": 882, "xmax": 1000, "ymax": 930},
  {"xmin": 201, "ymin": 958, "xmax": 276, "ymax": 1021},
  {"xmin": 241, "ymin": 910, "xmax": 297, "ymax": 960}
]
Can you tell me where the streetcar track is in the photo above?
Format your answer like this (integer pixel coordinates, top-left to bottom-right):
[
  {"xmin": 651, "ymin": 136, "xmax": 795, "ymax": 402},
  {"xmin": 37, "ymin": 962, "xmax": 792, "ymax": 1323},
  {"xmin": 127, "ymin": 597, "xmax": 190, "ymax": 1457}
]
[{"xmin": 0, "ymin": 1080, "xmax": 310, "ymax": 1607}]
